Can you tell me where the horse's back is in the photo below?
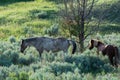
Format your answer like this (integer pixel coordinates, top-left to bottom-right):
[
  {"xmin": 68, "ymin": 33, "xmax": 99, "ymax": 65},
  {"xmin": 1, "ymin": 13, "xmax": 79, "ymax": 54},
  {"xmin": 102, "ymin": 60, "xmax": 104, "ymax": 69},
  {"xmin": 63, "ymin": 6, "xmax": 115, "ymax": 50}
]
[
  {"xmin": 104, "ymin": 45, "xmax": 117, "ymax": 56},
  {"xmin": 37, "ymin": 37, "xmax": 69, "ymax": 52},
  {"xmin": 55, "ymin": 37, "xmax": 69, "ymax": 50},
  {"xmin": 37, "ymin": 37, "xmax": 55, "ymax": 47}
]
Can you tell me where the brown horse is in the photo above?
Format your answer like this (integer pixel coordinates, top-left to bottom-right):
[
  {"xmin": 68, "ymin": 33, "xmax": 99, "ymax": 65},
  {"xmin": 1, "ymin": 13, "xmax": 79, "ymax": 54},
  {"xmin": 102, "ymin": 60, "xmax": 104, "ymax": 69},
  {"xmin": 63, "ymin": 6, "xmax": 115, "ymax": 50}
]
[
  {"xmin": 20, "ymin": 37, "xmax": 76, "ymax": 57},
  {"xmin": 88, "ymin": 39, "xmax": 119, "ymax": 67}
]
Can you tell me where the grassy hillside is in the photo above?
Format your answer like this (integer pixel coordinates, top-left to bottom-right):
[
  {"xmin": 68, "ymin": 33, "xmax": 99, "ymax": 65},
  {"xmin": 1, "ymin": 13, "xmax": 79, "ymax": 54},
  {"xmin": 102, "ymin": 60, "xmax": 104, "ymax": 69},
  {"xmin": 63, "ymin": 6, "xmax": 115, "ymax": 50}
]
[
  {"xmin": 0, "ymin": 0, "xmax": 58, "ymax": 40},
  {"xmin": 0, "ymin": 0, "xmax": 120, "ymax": 40},
  {"xmin": 94, "ymin": 0, "xmax": 120, "ymax": 33},
  {"xmin": 0, "ymin": 0, "xmax": 120, "ymax": 80},
  {"xmin": 0, "ymin": 33, "xmax": 120, "ymax": 80}
]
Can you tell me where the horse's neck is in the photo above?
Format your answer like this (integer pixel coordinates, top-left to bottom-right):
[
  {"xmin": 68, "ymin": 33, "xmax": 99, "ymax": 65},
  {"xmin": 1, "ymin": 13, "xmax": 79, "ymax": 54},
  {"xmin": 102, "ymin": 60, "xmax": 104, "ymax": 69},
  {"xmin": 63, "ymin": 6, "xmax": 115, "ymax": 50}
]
[
  {"xmin": 97, "ymin": 44, "xmax": 107, "ymax": 52},
  {"xmin": 27, "ymin": 41, "xmax": 36, "ymax": 47}
]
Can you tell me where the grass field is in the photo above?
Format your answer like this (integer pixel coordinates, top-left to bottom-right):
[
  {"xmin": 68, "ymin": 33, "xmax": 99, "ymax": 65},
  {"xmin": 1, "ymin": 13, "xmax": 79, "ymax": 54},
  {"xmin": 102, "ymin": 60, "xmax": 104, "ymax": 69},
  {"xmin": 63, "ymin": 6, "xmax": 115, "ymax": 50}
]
[
  {"xmin": 0, "ymin": 0, "xmax": 58, "ymax": 40},
  {"xmin": 0, "ymin": 0, "xmax": 120, "ymax": 80}
]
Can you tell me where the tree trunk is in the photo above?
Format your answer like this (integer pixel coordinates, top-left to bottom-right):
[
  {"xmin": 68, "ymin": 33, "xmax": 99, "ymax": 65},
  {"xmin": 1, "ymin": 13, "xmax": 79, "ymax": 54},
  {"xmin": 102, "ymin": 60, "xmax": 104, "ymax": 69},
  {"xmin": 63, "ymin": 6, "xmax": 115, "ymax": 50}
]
[
  {"xmin": 79, "ymin": 0, "xmax": 85, "ymax": 52},
  {"xmin": 61, "ymin": 0, "xmax": 96, "ymax": 52},
  {"xmin": 79, "ymin": 15, "xmax": 84, "ymax": 52}
]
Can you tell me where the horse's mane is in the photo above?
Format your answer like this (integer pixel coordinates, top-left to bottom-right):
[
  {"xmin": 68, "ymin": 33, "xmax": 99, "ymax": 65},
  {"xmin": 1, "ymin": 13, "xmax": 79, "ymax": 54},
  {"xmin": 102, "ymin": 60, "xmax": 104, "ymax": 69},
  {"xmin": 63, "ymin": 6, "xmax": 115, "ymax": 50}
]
[
  {"xmin": 25, "ymin": 37, "xmax": 38, "ymax": 42},
  {"xmin": 57, "ymin": 37, "xmax": 67, "ymax": 41},
  {"xmin": 91, "ymin": 39, "xmax": 105, "ymax": 47},
  {"xmin": 98, "ymin": 40, "xmax": 104, "ymax": 45}
]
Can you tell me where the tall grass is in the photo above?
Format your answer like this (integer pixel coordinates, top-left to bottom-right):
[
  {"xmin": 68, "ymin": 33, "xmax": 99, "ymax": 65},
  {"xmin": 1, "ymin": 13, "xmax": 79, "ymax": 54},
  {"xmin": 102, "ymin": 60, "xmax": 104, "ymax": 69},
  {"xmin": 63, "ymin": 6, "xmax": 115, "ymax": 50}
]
[
  {"xmin": 0, "ymin": 33, "xmax": 120, "ymax": 79},
  {"xmin": 0, "ymin": 0, "xmax": 120, "ymax": 79},
  {"xmin": 0, "ymin": 0, "xmax": 58, "ymax": 40}
]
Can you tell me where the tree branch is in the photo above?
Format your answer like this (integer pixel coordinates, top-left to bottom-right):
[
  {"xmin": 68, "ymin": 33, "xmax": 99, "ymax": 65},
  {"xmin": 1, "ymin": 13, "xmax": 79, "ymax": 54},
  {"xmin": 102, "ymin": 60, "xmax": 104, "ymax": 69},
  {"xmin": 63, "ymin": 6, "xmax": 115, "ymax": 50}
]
[{"xmin": 85, "ymin": 0, "xmax": 95, "ymax": 18}]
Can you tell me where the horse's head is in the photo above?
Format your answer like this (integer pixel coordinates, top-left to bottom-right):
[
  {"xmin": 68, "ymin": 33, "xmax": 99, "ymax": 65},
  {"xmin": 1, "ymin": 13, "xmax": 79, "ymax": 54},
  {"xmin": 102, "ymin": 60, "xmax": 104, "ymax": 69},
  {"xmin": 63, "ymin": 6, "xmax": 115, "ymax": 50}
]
[
  {"xmin": 20, "ymin": 39, "xmax": 27, "ymax": 53},
  {"xmin": 88, "ymin": 39, "xmax": 99, "ymax": 50},
  {"xmin": 88, "ymin": 39, "xmax": 105, "ymax": 50}
]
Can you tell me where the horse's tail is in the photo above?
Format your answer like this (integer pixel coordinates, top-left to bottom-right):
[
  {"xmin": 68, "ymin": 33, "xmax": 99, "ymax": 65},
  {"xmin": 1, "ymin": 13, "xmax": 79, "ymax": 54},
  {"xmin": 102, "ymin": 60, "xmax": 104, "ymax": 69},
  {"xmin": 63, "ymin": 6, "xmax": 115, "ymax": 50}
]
[{"xmin": 69, "ymin": 40, "xmax": 76, "ymax": 54}]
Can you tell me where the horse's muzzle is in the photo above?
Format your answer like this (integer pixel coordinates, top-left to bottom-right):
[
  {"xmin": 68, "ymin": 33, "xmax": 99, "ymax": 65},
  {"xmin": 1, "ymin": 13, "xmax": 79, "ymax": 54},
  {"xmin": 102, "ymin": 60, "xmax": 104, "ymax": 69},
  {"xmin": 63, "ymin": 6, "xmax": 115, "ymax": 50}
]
[
  {"xmin": 20, "ymin": 49, "xmax": 24, "ymax": 53},
  {"xmin": 89, "ymin": 46, "xmax": 93, "ymax": 50}
]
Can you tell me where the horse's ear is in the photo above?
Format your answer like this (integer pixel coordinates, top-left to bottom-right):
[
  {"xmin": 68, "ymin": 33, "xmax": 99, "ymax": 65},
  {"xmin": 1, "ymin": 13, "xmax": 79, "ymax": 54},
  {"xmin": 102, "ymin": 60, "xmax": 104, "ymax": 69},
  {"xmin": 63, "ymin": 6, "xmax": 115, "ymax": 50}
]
[
  {"xmin": 97, "ymin": 41, "xmax": 103, "ymax": 45},
  {"xmin": 91, "ymin": 39, "xmax": 94, "ymax": 43},
  {"xmin": 21, "ymin": 39, "xmax": 25, "ymax": 43},
  {"xmin": 21, "ymin": 39, "xmax": 24, "ymax": 41},
  {"xmin": 97, "ymin": 41, "xmax": 100, "ymax": 46}
]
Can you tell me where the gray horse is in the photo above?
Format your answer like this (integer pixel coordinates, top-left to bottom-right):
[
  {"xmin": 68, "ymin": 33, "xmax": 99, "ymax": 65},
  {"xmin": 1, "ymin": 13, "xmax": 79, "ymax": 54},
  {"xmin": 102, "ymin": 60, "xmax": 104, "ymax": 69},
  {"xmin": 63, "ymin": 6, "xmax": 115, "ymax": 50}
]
[{"xmin": 20, "ymin": 37, "xmax": 76, "ymax": 57}]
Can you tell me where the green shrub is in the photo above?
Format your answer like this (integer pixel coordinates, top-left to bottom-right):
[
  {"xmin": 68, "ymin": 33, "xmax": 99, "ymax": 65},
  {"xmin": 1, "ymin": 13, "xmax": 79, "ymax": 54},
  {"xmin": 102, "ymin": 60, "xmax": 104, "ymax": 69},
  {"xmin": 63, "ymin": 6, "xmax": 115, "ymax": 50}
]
[
  {"xmin": 65, "ymin": 54, "xmax": 113, "ymax": 73},
  {"xmin": 28, "ymin": 9, "xmax": 57, "ymax": 19},
  {"xmin": 96, "ymin": 74, "xmax": 120, "ymax": 80},
  {"xmin": 37, "ymin": 11, "xmax": 48, "ymax": 19},
  {"xmin": 42, "ymin": 51, "xmax": 55, "ymax": 62},
  {"xmin": 8, "ymin": 36, "xmax": 16, "ymax": 43},
  {"xmin": 44, "ymin": 24, "xmax": 59, "ymax": 36},
  {"xmin": 30, "ymin": 63, "xmax": 42, "ymax": 72},
  {"xmin": 0, "ymin": 67, "xmax": 10, "ymax": 80},
  {"xmin": 0, "ymin": 49, "xmax": 19, "ymax": 66},
  {"xmin": 0, "ymin": 17, "xmax": 7, "ymax": 26},
  {"xmin": 29, "ymin": 9, "xmax": 50, "ymax": 19},
  {"xmin": 6, "ymin": 72, "xmax": 18, "ymax": 80},
  {"xmin": 21, "ymin": 26, "xmax": 35, "ymax": 37},
  {"xmin": 49, "ymin": 62, "xmax": 75, "ymax": 76},
  {"xmin": 22, "ymin": 27, "xmax": 34, "ymax": 34},
  {"xmin": 19, "ymin": 71, "xmax": 29, "ymax": 80},
  {"xmin": 6, "ymin": 65, "xmax": 30, "ymax": 80},
  {"xmin": 29, "ymin": 71, "xmax": 55, "ymax": 80},
  {"xmin": 59, "ymin": 72, "xmax": 82, "ymax": 80},
  {"xmin": 19, "ymin": 54, "xmax": 36, "ymax": 65},
  {"xmin": 0, "ymin": 33, "xmax": 120, "ymax": 79}
]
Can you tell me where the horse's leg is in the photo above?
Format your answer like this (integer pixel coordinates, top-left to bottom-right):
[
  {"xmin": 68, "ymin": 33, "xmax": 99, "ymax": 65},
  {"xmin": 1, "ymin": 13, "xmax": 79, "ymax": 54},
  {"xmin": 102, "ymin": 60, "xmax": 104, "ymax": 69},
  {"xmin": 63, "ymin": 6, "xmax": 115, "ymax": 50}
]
[
  {"xmin": 96, "ymin": 50, "xmax": 100, "ymax": 58},
  {"xmin": 37, "ymin": 49, "xmax": 43, "ymax": 58},
  {"xmin": 39, "ymin": 52, "xmax": 42, "ymax": 58},
  {"xmin": 114, "ymin": 56, "xmax": 118, "ymax": 67},
  {"xmin": 39, "ymin": 51, "xmax": 43, "ymax": 58},
  {"xmin": 97, "ymin": 49, "xmax": 99, "ymax": 55},
  {"xmin": 37, "ymin": 51, "xmax": 43, "ymax": 62},
  {"xmin": 108, "ymin": 55, "xmax": 114, "ymax": 66},
  {"xmin": 114, "ymin": 47, "xmax": 119, "ymax": 67}
]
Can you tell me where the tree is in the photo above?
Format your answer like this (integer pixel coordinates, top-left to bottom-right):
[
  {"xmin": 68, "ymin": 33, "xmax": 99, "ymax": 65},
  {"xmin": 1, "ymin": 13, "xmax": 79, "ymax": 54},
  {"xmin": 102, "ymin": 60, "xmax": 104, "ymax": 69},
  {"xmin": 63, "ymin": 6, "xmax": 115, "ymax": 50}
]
[{"xmin": 59, "ymin": 0, "xmax": 99, "ymax": 52}]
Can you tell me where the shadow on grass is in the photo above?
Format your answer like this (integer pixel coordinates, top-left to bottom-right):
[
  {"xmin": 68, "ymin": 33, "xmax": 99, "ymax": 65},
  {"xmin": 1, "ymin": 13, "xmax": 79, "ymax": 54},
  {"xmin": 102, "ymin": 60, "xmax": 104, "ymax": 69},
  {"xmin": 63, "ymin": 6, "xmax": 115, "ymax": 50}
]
[
  {"xmin": 93, "ymin": 0, "xmax": 120, "ymax": 23},
  {"xmin": 99, "ymin": 24, "xmax": 120, "ymax": 34},
  {"xmin": 0, "ymin": 0, "xmax": 34, "ymax": 6},
  {"xmin": 64, "ymin": 55, "xmax": 114, "ymax": 74}
]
